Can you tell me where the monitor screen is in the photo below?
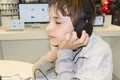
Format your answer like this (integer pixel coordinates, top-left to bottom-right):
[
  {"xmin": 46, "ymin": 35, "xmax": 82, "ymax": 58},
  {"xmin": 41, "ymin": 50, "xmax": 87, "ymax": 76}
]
[{"xmin": 19, "ymin": 3, "xmax": 49, "ymax": 23}]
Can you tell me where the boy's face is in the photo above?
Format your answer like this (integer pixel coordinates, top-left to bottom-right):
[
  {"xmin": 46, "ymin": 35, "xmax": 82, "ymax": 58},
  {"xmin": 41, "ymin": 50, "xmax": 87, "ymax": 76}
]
[{"xmin": 46, "ymin": 6, "xmax": 74, "ymax": 46}]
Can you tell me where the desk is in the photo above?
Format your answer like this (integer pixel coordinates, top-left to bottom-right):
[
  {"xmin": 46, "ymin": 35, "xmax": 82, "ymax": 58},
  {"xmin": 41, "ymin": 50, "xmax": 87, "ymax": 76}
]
[
  {"xmin": 0, "ymin": 24, "xmax": 120, "ymax": 40},
  {"xmin": 0, "ymin": 60, "xmax": 33, "ymax": 80}
]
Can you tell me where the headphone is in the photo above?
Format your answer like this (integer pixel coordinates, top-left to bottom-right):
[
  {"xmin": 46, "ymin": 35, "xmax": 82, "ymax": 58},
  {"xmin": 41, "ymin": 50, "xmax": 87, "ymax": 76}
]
[{"xmin": 74, "ymin": 0, "xmax": 94, "ymax": 38}]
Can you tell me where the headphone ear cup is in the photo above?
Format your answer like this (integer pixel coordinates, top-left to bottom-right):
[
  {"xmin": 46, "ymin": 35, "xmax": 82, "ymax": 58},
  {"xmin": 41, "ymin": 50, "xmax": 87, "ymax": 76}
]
[
  {"xmin": 74, "ymin": 24, "xmax": 83, "ymax": 38},
  {"xmin": 74, "ymin": 22, "xmax": 93, "ymax": 38},
  {"xmin": 74, "ymin": 18, "xmax": 85, "ymax": 38},
  {"xmin": 83, "ymin": 22, "xmax": 93, "ymax": 37}
]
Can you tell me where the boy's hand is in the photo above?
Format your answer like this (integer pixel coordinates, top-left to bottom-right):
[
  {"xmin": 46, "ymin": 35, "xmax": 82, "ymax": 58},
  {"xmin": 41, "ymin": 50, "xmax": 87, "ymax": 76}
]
[
  {"xmin": 45, "ymin": 30, "xmax": 90, "ymax": 62},
  {"xmin": 58, "ymin": 30, "xmax": 89, "ymax": 50},
  {"xmin": 45, "ymin": 45, "xmax": 58, "ymax": 62}
]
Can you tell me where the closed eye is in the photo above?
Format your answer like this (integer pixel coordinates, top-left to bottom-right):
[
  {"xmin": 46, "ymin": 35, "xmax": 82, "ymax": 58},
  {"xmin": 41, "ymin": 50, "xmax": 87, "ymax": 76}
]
[{"xmin": 56, "ymin": 22, "xmax": 61, "ymax": 24}]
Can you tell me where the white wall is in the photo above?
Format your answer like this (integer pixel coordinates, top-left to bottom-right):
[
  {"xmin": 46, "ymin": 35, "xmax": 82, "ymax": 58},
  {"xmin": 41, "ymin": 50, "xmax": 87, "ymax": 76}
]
[
  {"xmin": 110, "ymin": 37, "xmax": 120, "ymax": 79},
  {"xmin": 1, "ymin": 40, "xmax": 50, "ymax": 63},
  {"xmin": 0, "ymin": 41, "xmax": 3, "ymax": 59},
  {"xmin": 102, "ymin": 36, "xmax": 120, "ymax": 79}
]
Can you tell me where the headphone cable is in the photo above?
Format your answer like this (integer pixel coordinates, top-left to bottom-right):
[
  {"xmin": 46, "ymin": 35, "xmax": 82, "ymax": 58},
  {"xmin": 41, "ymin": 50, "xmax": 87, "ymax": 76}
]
[{"xmin": 34, "ymin": 68, "xmax": 49, "ymax": 80}]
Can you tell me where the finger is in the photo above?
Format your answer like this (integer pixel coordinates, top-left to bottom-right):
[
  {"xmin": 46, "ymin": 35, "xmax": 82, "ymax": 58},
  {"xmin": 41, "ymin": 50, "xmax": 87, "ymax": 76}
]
[
  {"xmin": 70, "ymin": 31, "xmax": 78, "ymax": 42},
  {"xmin": 65, "ymin": 33, "xmax": 71, "ymax": 41},
  {"xmin": 79, "ymin": 30, "xmax": 87, "ymax": 44},
  {"xmin": 59, "ymin": 33, "xmax": 71, "ymax": 49},
  {"xmin": 83, "ymin": 33, "xmax": 89, "ymax": 46},
  {"xmin": 72, "ymin": 31, "xmax": 78, "ymax": 40}
]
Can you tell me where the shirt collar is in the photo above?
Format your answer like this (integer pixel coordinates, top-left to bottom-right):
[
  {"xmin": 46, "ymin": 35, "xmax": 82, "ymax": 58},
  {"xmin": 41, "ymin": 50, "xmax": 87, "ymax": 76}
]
[{"xmin": 74, "ymin": 32, "xmax": 97, "ymax": 58}]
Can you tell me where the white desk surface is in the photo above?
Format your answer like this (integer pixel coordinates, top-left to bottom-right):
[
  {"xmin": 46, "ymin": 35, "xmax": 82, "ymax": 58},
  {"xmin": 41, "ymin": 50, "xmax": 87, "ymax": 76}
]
[
  {"xmin": 0, "ymin": 24, "xmax": 120, "ymax": 40},
  {"xmin": 0, "ymin": 60, "xmax": 33, "ymax": 80}
]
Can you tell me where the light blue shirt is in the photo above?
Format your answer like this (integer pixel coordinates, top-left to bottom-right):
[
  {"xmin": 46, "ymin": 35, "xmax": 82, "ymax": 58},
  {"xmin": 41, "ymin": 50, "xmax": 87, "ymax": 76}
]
[{"xmin": 33, "ymin": 33, "xmax": 113, "ymax": 80}]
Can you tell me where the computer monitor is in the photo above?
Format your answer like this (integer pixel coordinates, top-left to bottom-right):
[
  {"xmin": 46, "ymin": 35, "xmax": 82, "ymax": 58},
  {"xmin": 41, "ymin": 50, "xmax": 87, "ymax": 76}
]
[{"xmin": 18, "ymin": 3, "xmax": 49, "ymax": 23}]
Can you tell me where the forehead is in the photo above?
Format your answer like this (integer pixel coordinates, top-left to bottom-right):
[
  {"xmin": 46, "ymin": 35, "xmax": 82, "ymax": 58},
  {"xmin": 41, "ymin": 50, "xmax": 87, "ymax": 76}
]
[
  {"xmin": 49, "ymin": 5, "xmax": 65, "ymax": 18},
  {"xmin": 49, "ymin": 5, "xmax": 73, "ymax": 23}
]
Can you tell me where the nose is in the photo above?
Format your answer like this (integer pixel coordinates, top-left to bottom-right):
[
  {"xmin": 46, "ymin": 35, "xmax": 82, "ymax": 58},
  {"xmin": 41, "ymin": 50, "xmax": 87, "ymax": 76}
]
[{"xmin": 46, "ymin": 23, "xmax": 54, "ymax": 32}]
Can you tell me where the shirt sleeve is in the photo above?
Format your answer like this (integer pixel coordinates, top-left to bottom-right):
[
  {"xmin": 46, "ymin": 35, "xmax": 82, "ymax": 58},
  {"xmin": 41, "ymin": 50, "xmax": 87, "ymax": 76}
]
[
  {"xmin": 54, "ymin": 43, "xmax": 113, "ymax": 80},
  {"xmin": 33, "ymin": 56, "xmax": 55, "ymax": 79},
  {"xmin": 55, "ymin": 49, "xmax": 77, "ymax": 80},
  {"xmin": 74, "ymin": 43, "xmax": 113, "ymax": 80}
]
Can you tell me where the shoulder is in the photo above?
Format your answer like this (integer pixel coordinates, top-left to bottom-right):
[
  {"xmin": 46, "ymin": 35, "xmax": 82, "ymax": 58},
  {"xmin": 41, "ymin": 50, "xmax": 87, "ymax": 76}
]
[
  {"xmin": 92, "ymin": 34, "xmax": 112, "ymax": 55},
  {"xmin": 81, "ymin": 33, "xmax": 112, "ymax": 57}
]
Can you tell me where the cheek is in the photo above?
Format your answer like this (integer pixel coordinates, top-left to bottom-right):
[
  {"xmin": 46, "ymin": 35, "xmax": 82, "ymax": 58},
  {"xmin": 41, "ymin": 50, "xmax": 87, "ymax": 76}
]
[
  {"xmin": 56, "ymin": 31, "xmax": 65, "ymax": 40},
  {"xmin": 55, "ymin": 24, "xmax": 74, "ymax": 41}
]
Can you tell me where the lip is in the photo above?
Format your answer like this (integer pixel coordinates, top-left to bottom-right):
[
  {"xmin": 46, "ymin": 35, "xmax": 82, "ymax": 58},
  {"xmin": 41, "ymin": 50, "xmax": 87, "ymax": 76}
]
[{"xmin": 48, "ymin": 35, "xmax": 55, "ymax": 39}]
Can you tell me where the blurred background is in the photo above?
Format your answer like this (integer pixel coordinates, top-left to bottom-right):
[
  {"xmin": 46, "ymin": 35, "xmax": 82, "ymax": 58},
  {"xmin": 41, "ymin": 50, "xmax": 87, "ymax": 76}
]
[{"xmin": 0, "ymin": 0, "xmax": 120, "ymax": 80}]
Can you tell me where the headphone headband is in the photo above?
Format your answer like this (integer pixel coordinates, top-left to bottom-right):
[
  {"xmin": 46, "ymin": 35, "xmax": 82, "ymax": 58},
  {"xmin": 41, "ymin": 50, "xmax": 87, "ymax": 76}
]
[{"xmin": 82, "ymin": 0, "xmax": 94, "ymax": 21}]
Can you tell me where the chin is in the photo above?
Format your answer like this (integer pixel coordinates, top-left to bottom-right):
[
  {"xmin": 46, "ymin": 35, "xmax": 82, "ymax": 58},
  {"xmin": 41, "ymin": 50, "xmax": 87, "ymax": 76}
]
[{"xmin": 50, "ymin": 40, "xmax": 60, "ymax": 46}]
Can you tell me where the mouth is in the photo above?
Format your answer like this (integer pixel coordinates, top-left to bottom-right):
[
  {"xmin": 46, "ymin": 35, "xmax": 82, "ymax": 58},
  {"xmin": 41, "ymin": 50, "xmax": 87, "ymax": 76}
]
[{"xmin": 48, "ymin": 35, "xmax": 55, "ymax": 39}]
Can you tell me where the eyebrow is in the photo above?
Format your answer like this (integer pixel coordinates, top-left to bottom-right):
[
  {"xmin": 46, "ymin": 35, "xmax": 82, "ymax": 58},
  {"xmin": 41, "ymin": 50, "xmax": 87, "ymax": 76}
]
[
  {"xmin": 53, "ymin": 13, "xmax": 61, "ymax": 19},
  {"xmin": 49, "ymin": 15, "xmax": 59, "ymax": 20}
]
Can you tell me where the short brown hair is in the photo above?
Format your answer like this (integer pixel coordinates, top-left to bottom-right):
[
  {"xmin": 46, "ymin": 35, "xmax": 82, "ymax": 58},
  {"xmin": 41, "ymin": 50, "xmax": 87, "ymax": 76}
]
[{"xmin": 49, "ymin": 0, "xmax": 96, "ymax": 26}]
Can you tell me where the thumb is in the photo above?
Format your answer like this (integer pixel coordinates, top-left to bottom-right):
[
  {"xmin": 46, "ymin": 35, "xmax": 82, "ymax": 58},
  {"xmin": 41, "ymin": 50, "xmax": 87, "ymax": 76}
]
[{"xmin": 65, "ymin": 33, "xmax": 71, "ymax": 41}]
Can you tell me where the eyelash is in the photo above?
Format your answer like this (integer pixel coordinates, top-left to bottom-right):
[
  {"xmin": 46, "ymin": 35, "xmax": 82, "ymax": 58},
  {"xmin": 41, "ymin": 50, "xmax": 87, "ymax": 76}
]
[{"xmin": 56, "ymin": 22, "xmax": 61, "ymax": 24}]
